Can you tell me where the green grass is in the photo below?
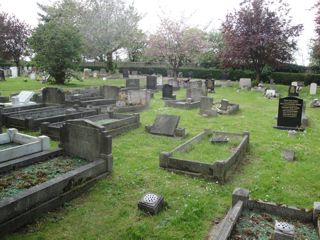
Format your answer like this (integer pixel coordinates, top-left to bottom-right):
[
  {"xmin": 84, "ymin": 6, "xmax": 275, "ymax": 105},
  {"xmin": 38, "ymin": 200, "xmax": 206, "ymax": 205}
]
[
  {"xmin": 173, "ymin": 134, "xmax": 242, "ymax": 163},
  {"xmin": 2, "ymin": 79, "xmax": 320, "ymax": 240}
]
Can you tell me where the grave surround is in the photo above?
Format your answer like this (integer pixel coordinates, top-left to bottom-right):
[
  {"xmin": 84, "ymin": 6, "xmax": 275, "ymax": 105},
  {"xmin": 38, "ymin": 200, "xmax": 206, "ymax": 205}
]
[
  {"xmin": 208, "ymin": 188, "xmax": 319, "ymax": 240},
  {"xmin": 159, "ymin": 129, "xmax": 249, "ymax": 183}
]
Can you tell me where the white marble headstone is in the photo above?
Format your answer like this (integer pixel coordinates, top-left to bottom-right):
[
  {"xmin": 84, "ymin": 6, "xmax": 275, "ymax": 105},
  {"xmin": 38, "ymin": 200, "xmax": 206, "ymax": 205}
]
[
  {"xmin": 310, "ymin": 83, "xmax": 317, "ymax": 95},
  {"xmin": 157, "ymin": 75, "xmax": 163, "ymax": 86},
  {"xmin": 29, "ymin": 72, "xmax": 36, "ymax": 80},
  {"xmin": 10, "ymin": 67, "xmax": 18, "ymax": 78},
  {"xmin": 291, "ymin": 81, "xmax": 298, "ymax": 87}
]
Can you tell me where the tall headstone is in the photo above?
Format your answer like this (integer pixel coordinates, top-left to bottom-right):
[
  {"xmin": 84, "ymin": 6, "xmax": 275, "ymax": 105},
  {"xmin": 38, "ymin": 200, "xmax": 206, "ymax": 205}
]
[
  {"xmin": 146, "ymin": 75, "xmax": 157, "ymax": 90},
  {"xmin": 126, "ymin": 79, "xmax": 140, "ymax": 89},
  {"xmin": 83, "ymin": 68, "xmax": 91, "ymax": 79},
  {"xmin": 288, "ymin": 85, "xmax": 298, "ymax": 97},
  {"xmin": 0, "ymin": 69, "xmax": 5, "ymax": 81},
  {"xmin": 275, "ymin": 96, "xmax": 304, "ymax": 130},
  {"xmin": 42, "ymin": 87, "xmax": 66, "ymax": 105},
  {"xmin": 199, "ymin": 96, "xmax": 217, "ymax": 117},
  {"xmin": 157, "ymin": 75, "xmax": 163, "ymax": 86},
  {"xmin": 310, "ymin": 83, "xmax": 317, "ymax": 95},
  {"xmin": 10, "ymin": 67, "xmax": 18, "ymax": 78},
  {"xmin": 29, "ymin": 72, "xmax": 36, "ymax": 80},
  {"xmin": 123, "ymin": 69, "xmax": 129, "ymax": 78},
  {"xmin": 162, "ymin": 84, "xmax": 175, "ymax": 99}
]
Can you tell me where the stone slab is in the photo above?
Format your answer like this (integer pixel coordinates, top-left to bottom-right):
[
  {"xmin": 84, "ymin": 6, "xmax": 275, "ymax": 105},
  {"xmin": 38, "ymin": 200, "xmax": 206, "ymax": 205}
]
[{"xmin": 150, "ymin": 115, "xmax": 180, "ymax": 137}]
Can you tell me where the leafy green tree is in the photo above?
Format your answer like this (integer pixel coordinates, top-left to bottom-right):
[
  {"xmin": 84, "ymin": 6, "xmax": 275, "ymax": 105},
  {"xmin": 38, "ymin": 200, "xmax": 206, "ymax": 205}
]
[{"xmin": 29, "ymin": 21, "xmax": 82, "ymax": 84}]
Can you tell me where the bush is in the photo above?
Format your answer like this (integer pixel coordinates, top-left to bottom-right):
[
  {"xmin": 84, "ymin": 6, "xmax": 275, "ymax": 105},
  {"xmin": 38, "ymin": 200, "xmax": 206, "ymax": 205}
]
[{"xmin": 270, "ymin": 72, "xmax": 320, "ymax": 85}]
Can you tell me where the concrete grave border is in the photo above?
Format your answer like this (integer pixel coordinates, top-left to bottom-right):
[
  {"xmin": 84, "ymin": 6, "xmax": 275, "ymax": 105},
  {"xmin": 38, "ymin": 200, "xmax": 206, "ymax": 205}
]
[
  {"xmin": 41, "ymin": 112, "xmax": 140, "ymax": 140},
  {"xmin": 5, "ymin": 107, "xmax": 99, "ymax": 131},
  {"xmin": 0, "ymin": 128, "xmax": 50, "ymax": 163},
  {"xmin": 159, "ymin": 129, "xmax": 249, "ymax": 183},
  {"xmin": 0, "ymin": 119, "xmax": 113, "ymax": 235},
  {"xmin": 208, "ymin": 188, "xmax": 320, "ymax": 240}
]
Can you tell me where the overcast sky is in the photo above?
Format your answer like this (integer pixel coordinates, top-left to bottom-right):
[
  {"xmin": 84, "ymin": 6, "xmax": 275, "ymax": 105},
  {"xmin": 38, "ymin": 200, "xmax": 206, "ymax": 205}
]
[{"xmin": 0, "ymin": 0, "xmax": 317, "ymax": 66}]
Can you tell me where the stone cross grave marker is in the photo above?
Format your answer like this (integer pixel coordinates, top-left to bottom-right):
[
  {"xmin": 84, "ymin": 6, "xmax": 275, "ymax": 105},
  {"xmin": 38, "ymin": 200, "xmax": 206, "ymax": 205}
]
[{"xmin": 150, "ymin": 114, "xmax": 180, "ymax": 137}]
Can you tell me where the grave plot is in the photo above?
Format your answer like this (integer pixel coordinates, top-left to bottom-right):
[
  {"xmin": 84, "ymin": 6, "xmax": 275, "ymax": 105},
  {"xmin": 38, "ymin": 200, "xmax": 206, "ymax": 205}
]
[
  {"xmin": 0, "ymin": 129, "xmax": 50, "ymax": 164},
  {"xmin": 209, "ymin": 188, "xmax": 320, "ymax": 240},
  {"xmin": 65, "ymin": 86, "xmax": 117, "ymax": 107},
  {"xmin": 41, "ymin": 111, "xmax": 140, "ymax": 140},
  {"xmin": 4, "ymin": 106, "xmax": 99, "ymax": 131},
  {"xmin": 145, "ymin": 114, "xmax": 186, "ymax": 137},
  {"xmin": 160, "ymin": 130, "xmax": 249, "ymax": 183},
  {"xmin": 0, "ymin": 119, "xmax": 113, "ymax": 234},
  {"xmin": 115, "ymin": 89, "xmax": 151, "ymax": 113},
  {"xmin": 165, "ymin": 88, "xmax": 207, "ymax": 110},
  {"xmin": 213, "ymin": 99, "xmax": 240, "ymax": 115}
]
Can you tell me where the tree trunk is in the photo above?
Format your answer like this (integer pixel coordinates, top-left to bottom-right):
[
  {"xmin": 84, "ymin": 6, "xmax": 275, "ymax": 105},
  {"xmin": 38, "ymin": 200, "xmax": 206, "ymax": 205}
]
[
  {"xmin": 106, "ymin": 52, "xmax": 113, "ymax": 71},
  {"xmin": 14, "ymin": 59, "xmax": 20, "ymax": 76},
  {"xmin": 53, "ymin": 72, "xmax": 66, "ymax": 84},
  {"xmin": 255, "ymin": 68, "xmax": 262, "ymax": 83}
]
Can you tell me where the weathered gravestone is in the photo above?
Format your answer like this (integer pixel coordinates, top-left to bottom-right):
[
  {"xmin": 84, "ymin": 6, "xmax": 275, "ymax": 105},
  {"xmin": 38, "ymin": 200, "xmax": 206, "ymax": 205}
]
[
  {"xmin": 310, "ymin": 83, "xmax": 317, "ymax": 95},
  {"xmin": 275, "ymin": 96, "xmax": 304, "ymax": 130},
  {"xmin": 199, "ymin": 96, "xmax": 218, "ymax": 117},
  {"xmin": 205, "ymin": 79, "xmax": 215, "ymax": 92},
  {"xmin": 162, "ymin": 84, "xmax": 176, "ymax": 99},
  {"xmin": 288, "ymin": 85, "xmax": 299, "ymax": 97},
  {"xmin": 29, "ymin": 72, "xmax": 36, "ymax": 80},
  {"xmin": 239, "ymin": 78, "xmax": 251, "ymax": 89},
  {"xmin": 146, "ymin": 114, "xmax": 185, "ymax": 137},
  {"xmin": 0, "ymin": 69, "xmax": 5, "ymax": 81},
  {"xmin": 126, "ymin": 79, "xmax": 140, "ymax": 89},
  {"xmin": 168, "ymin": 79, "xmax": 179, "ymax": 89},
  {"xmin": 122, "ymin": 69, "xmax": 129, "ymax": 78},
  {"xmin": 186, "ymin": 87, "xmax": 206, "ymax": 102},
  {"xmin": 100, "ymin": 85, "xmax": 120, "ymax": 100},
  {"xmin": 146, "ymin": 75, "xmax": 157, "ymax": 90},
  {"xmin": 83, "ymin": 68, "xmax": 91, "ymax": 79},
  {"xmin": 42, "ymin": 87, "xmax": 66, "ymax": 105},
  {"xmin": 99, "ymin": 68, "xmax": 107, "ymax": 77}
]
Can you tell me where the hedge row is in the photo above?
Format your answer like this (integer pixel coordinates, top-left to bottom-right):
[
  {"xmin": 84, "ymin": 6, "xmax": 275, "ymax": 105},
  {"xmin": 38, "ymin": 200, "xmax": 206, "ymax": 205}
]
[{"xmin": 80, "ymin": 64, "xmax": 320, "ymax": 86}]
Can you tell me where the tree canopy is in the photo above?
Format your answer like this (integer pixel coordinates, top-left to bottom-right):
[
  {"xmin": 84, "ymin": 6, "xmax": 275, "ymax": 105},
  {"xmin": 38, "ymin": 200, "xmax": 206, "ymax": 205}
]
[
  {"xmin": 29, "ymin": 21, "xmax": 83, "ymax": 84},
  {"xmin": 220, "ymin": 0, "xmax": 303, "ymax": 81}
]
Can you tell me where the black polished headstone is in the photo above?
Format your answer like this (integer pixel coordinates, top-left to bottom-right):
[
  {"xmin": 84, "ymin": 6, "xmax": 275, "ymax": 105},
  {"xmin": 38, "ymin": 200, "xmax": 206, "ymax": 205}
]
[
  {"xmin": 146, "ymin": 75, "xmax": 157, "ymax": 90},
  {"xmin": 162, "ymin": 84, "xmax": 175, "ymax": 99},
  {"xmin": 288, "ymin": 85, "xmax": 299, "ymax": 97},
  {"xmin": 122, "ymin": 69, "xmax": 129, "ymax": 78},
  {"xmin": 275, "ymin": 96, "xmax": 303, "ymax": 130}
]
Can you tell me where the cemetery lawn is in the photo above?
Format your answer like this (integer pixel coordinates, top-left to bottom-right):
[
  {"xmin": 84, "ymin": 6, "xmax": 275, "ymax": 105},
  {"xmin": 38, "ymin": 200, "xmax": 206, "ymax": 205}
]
[
  {"xmin": 172, "ymin": 134, "xmax": 243, "ymax": 164},
  {"xmin": 3, "ymin": 80, "xmax": 320, "ymax": 240}
]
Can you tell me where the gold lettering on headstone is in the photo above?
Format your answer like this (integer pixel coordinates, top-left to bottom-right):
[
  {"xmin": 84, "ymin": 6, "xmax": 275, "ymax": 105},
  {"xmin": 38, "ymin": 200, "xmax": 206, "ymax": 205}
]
[{"xmin": 280, "ymin": 99, "xmax": 301, "ymax": 118}]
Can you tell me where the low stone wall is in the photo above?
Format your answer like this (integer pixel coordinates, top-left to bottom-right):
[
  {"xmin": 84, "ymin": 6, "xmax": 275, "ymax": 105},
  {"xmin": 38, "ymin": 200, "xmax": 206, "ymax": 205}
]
[
  {"xmin": 159, "ymin": 130, "xmax": 249, "ymax": 183},
  {"xmin": 208, "ymin": 188, "xmax": 319, "ymax": 240}
]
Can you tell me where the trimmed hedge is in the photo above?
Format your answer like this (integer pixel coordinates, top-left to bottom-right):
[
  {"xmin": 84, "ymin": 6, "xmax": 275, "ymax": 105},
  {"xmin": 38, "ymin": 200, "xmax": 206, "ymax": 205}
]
[{"xmin": 80, "ymin": 63, "xmax": 320, "ymax": 86}]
